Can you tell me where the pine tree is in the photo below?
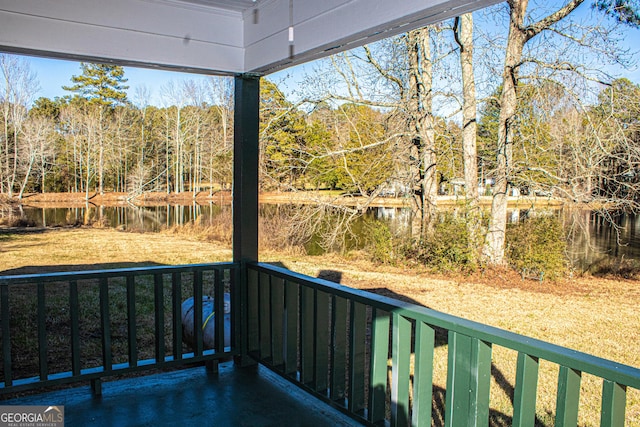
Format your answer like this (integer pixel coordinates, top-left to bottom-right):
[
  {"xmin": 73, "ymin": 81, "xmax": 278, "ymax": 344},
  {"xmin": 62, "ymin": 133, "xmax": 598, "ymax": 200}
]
[
  {"xmin": 63, "ymin": 63, "xmax": 129, "ymax": 108},
  {"xmin": 593, "ymin": 0, "xmax": 640, "ymax": 26},
  {"xmin": 63, "ymin": 63, "xmax": 129, "ymax": 196}
]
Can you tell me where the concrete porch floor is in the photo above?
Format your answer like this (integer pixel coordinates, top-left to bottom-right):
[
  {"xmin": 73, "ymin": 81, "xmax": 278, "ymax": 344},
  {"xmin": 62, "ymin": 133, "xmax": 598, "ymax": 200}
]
[{"xmin": 2, "ymin": 362, "xmax": 360, "ymax": 426}]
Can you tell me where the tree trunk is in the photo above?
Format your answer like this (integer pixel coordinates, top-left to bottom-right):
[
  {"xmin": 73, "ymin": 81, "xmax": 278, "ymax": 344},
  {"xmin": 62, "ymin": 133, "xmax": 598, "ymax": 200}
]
[
  {"xmin": 482, "ymin": 0, "xmax": 584, "ymax": 265},
  {"xmin": 483, "ymin": 0, "xmax": 528, "ymax": 265},
  {"xmin": 98, "ymin": 107, "xmax": 104, "ymax": 195},
  {"xmin": 407, "ymin": 28, "xmax": 437, "ymax": 240},
  {"xmin": 456, "ymin": 13, "xmax": 481, "ymax": 260},
  {"xmin": 18, "ymin": 153, "xmax": 35, "ymax": 199}
]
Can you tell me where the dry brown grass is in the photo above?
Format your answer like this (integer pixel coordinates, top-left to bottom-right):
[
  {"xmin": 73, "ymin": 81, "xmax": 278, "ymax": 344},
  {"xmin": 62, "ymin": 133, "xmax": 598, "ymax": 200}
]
[
  {"xmin": 1, "ymin": 228, "xmax": 638, "ymax": 425},
  {"xmin": 0, "ymin": 228, "xmax": 232, "ymax": 274}
]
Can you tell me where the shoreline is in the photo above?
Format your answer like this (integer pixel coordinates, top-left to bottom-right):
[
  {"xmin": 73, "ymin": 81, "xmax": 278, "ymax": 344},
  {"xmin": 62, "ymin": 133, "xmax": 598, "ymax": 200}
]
[{"xmin": 6, "ymin": 191, "xmax": 566, "ymax": 209}]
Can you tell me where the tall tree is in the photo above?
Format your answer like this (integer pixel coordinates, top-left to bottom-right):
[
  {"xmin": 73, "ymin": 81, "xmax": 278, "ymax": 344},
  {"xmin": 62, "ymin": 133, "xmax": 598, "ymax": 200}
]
[
  {"xmin": 484, "ymin": 0, "xmax": 593, "ymax": 264},
  {"xmin": 482, "ymin": 0, "xmax": 640, "ymax": 265},
  {"xmin": 454, "ymin": 13, "xmax": 481, "ymax": 261},
  {"xmin": 64, "ymin": 63, "xmax": 128, "ymax": 195},
  {"xmin": 406, "ymin": 27, "xmax": 438, "ymax": 239},
  {"xmin": 18, "ymin": 115, "xmax": 55, "ymax": 198},
  {"xmin": 260, "ymin": 79, "xmax": 308, "ymax": 189},
  {"xmin": 0, "ymin": 54, "xmax": 40, "ymax": 196},
  {"xmin": 593, "ymin": 0, "xmax": 640, "ymax": 25},
  {"xmin": 63, "ymin": 63, "xmax": 128, "ymax": 107}
]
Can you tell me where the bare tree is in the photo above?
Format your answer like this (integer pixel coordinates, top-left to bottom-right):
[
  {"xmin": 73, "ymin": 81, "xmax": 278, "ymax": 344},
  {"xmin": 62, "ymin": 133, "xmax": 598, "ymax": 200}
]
[
  {"xmin": 205, "ymin": 76, "xmax": 234, "ymax": 193},
  {"xmin": 300, "ymin": 26, "xmax": 443, "ymax": 239},
  {"xmin": 0, "ymin": 54, "xmax": 40, "ymax": 197},
  {"xmin": 406, "ymin": 28, "xmax": 438, "ymax": 238},
  {"xmin": 454, "ymin": 13, "xmax": 482, "ymax": 261},
  {"xmin": 161, "ymin": 81, "xmax": 186, "ymax": 193},
  {"xmin": 17, "ymin": 115, "xmax": 55, "ymax": 199},
  {"xmin": 484, "ymin": 0, "xmax": 591, "ymax": 265}
]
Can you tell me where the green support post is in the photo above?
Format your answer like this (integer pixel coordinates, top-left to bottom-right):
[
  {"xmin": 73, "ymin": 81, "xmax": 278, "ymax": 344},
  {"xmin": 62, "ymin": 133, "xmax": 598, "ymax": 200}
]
[
  {"xmin": 232, "ymin": 74, "xmax": 260, "ymax": 367},
  {"xmin": 232, "ymin": 73, "xmax": 260, "ymax": 265}
]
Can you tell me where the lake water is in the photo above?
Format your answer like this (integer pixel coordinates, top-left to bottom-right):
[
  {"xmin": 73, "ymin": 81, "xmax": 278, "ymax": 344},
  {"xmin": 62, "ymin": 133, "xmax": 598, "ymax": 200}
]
[{"xmin": 6, "ymin": 203, "xmax": 640, "ymax": 270}]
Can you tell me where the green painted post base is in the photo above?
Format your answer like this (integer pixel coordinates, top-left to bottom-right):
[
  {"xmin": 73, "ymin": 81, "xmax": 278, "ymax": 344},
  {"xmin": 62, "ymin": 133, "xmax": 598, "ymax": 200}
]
[
  {"xmin": 91, "ymin": 378, "xmax": 102, "ymax": 397},
  {"xmin": 205, "ymin": 360, "xmax": 219, "ymax": 373}
]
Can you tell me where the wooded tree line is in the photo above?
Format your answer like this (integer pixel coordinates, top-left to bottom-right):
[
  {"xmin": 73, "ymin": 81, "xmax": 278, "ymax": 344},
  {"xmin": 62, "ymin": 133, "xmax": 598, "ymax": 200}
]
[
  {"xmin": 0, "ymin": 60, "xmax": 235, "ymax": 200},
  {"xmin": 1, "ymin": 0, "xmax": 639, "ymax": 266}
]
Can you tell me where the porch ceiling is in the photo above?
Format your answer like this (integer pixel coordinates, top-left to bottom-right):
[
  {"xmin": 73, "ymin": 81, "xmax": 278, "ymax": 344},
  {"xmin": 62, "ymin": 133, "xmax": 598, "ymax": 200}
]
[{"xmin": 0, "ymin": 0, "xmax": 500, "ymax": 76}]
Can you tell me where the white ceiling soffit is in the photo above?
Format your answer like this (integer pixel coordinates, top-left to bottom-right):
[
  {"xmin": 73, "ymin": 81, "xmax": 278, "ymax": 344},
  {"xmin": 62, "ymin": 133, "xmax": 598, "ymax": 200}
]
[{"xmin": 0, "ymin": 0, "xmax": 500, "ymax": 76}]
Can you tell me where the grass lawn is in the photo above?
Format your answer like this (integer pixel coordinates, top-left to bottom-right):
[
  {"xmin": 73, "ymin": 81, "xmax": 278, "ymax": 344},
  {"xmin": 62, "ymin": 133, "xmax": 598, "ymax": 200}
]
[{"xmin": 1, "ymin": 227, "xmax": 638, "ymax": 425}]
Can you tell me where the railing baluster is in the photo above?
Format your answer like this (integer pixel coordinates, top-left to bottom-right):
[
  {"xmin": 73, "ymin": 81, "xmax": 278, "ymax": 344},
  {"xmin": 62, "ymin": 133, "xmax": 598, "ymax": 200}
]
[
  {"xmin": 99, "ymin": 277, "xmax": 112, "ymax": 372},
  {"xmin": 37, "ymin": 282, "xmax": 47, "ymax": 380},
  {"xmin": 412, "ymin": 321, "xmax": 435, "ymax": 427},
  {"xmin": 1, "ymin": 284, "xmax": 11, "ymax": 387},
  {"xmin": 300, "ymin": 284, "xmax": 314, "ymax": 385},
  {"xmin": 512, "ymin": 352, "xmax": 540, "ymax": 427},
  {"xmin": 230, "ymin": 267, "xmax": 240, "ymax": 351},
  {"xmin": 284, "ymin": 280, "xmax": 299, "ymax": 377},
  {"xmin": 270, "ymin": 276, "xmax": 285, "ymax": 368},
  {"xmin": 556, "ymin": 366, "xmax": 581, "ymax": 427},
  {"xmin": 445, "ymin": 332, "xmax": 492, "ymax": 427},
  {"xmin": 330, "ymin": 296, "xmax": 347, "ymax": 404},
  {"xmin": 172, "ymin": 272, "xmax": 182, "ymax": 360},
  {"xmin": 194, "ymin": 270, "xmax": 204, "ymax": 357},
  {"xmin": 127, "ymin": 275, "xmax": 137, "ymax": 367},
  {"xmin": 246, "ymin": 268, "xmax": 259, "ymax": 355},
  {"xmin": 601, "ymin": 380, "xmax": 626, "ymax": 427},
  {"xmin": 214, "ymin": 269, "xmax": 225, "ymax": 353},
  {"xmin": 154, "ymin": 274, "xmax": 165, "ymax": 363},
  {"xmin": 348, "ymin": 301, "xmax": 366, "ymax": 415},
  {"xmin": 369, "ymin": 308, "xmax": 390, "ymax": 425},
  {"xmin": 314, "ymin": 290, "xmax": 330, "ymax": 394},
  {"xmin": 391, "ymin": 313, "xmax": 411, "ymax": 427},
  {"xmin": 69, "ymin": 280, "xmax": 80, "ymax": 376},
  {"xmin": 258, "ymin": 272, "xmax": 271, "ymax": 361}
]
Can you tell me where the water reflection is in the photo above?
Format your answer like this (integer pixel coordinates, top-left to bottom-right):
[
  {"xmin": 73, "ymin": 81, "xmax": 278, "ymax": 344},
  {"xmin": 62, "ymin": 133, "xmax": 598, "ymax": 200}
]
[
  {"xmin": 5, "ymin": 203, "xmax": 640, "ymax": 268},
  {"xmin": 16, "ymin": 202, "xmax": 228, "ymax": 232}
]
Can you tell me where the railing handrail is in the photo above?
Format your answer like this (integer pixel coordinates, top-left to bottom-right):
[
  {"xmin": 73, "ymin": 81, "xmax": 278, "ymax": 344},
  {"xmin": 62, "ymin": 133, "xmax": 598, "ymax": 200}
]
[
  {"xmin": 0, "ymin": 262, "xmax": 237, "ymax": 285},
  {"xmin": 249, "ymin": 261, "xmax": 640, "ymax": 390}
]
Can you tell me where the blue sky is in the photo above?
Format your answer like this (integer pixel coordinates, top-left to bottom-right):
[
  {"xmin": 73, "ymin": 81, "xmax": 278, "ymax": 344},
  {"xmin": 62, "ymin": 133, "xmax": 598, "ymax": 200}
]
[
  {"xmin": 14, "ymin": 2, "xmax": 640, "ymax": 107},
  {"xmin": 24, "ymin": 55, "xmax": 311, "ymax": 106}
]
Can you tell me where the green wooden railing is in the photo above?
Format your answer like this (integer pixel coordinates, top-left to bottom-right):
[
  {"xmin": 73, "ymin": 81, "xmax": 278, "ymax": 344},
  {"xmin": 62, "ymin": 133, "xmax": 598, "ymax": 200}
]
[
  {"xmin": 246, "ymin": 263, "xmax": 640, "ymax": 427},
  {"xmin": 0, "ymin": 263, "xmax": 238, "ymax": 395},
  {"xmin": 2, "ymin": 261, "xmax": 639, "ymax": 426}
]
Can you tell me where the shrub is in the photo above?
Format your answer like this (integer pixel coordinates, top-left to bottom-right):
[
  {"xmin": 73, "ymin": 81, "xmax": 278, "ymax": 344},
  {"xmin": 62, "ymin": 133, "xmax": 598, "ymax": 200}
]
[
  {"xmin": 588, "ymin": 257, "xmax": 640, "ymax": 279},
  {"xmin": 506, "ymin": 214, "xmax": 567, "ymax": 280},
  {"xmin": 0, "ymin": 215, "xmax": 37, "ymax": 227},
  {"xmin": 363, "ymin": 219, "xmax": 395, "ymax": 264},
  {"xmin": 404, "ymin": 213, "xmax": 478, "ymax": 272}
]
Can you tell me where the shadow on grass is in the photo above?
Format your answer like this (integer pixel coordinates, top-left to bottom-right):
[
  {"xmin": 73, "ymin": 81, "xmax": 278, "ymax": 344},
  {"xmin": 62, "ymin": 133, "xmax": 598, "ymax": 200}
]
[
  {"xmin": 1, "ymin": 261, "xmax": 166, "ymax": 276},
  {"xmin": 0, "ymin": 226, "xmax": 49, "ymax": 243}
]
